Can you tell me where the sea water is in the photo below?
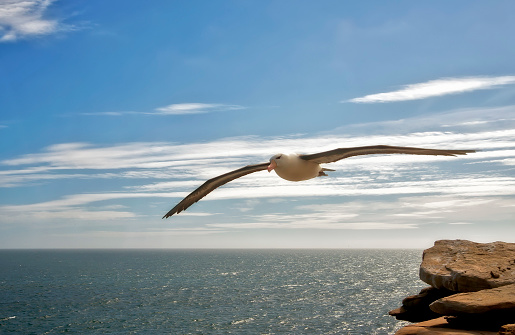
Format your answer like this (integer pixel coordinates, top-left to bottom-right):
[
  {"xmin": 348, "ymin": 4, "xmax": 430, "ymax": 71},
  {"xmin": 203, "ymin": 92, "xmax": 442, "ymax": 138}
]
[{"xmin": 0, "ymin": 249, "xmax": 426, "ymax": 334}]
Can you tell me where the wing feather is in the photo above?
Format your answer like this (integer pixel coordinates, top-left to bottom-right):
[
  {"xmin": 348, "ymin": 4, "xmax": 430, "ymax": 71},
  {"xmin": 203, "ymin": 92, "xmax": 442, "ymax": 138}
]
[
  {"xmin": 163, "ymin": 162, "xmax": 269, "ymax": 218},
  {"xmin": 299, "ymin": 145, "xmax": 475, "ymax": 164}
]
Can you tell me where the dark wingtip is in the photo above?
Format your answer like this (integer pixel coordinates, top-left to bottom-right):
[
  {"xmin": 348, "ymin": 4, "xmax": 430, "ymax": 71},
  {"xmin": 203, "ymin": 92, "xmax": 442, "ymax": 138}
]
[
  {"xmin": 162, "ymin": 210, "xmax": 176, "ymax": 219},
  {"xmin": 447, "ymin": 149, "xmax": 476, "ymax": 156},
  {"xmin": 163, "ymin": 206, "xmax": 185, "ymax": 219}
]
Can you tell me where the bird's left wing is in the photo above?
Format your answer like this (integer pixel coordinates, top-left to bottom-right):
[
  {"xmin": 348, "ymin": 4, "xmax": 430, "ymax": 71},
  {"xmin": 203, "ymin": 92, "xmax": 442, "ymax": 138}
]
[
  {"xmin": 299, "ymin": 145, "xmax": 475, "ymax": 164},
  {"xmin": 163, "ymin": 162, "xmax": 269, "ymax": 218}
]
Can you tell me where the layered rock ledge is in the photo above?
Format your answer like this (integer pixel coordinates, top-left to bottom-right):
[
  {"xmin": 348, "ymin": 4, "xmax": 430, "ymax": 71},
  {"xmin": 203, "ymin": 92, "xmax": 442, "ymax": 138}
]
[
  {"xmin": 420, "ymin": 240, "xmax": 515, "ymax": 292},
  {"xmin": 391, "ymin": 240, "xmax": 515, "ymax": 335}
]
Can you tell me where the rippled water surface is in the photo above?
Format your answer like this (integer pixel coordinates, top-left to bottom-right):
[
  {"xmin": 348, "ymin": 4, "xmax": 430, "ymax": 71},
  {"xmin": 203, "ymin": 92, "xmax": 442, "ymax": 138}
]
[{"xmin": 0, "ymin": 249, "xmax": 425, "ymax": 334}]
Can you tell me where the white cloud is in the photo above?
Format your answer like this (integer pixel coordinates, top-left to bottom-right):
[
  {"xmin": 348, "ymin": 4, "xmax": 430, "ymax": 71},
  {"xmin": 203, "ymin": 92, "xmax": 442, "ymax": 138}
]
[
  {"xmin": 73, "ymin": 103, "xmax": 246, "ymax": 117},
  {"xmin": 2, "ymin": 126, "xmax": 512, "ymax": 176},
  {"xmin": 55, "ymin": 227, "xmax": 227, "ymax": 238},
  {"xmin": 334, "ymin": 105, "xmax": 515, "ymax": 136},
  {"xmin": 201, "ymin": 176, "xmax": 515, "ymax": 200},
  {"xmin": 347, "ymin": 76, "xmax": 515, "ymax": 103},
  {"xmin": 0, "ymin": 192, "xmax": 178, "ymax": 212},
  {"xmin": 77, "ymin": 111, "xmax": 138, "ymax": 116},
  {"xmin": 2, "ymin": 170, "xmax": 514, "ymax": 223},
  {"xmin": 209, "ymin": 221, "xmax": 417, "ymax": 230},
  {"xmin": 0, "ymin": 0, "xmax": 74, "ymax": 42},
  {"xmin": 207, "ymin": 196, "xmax": 514, "ymax": 231},
  {"xmin": 153, "ymin": 103, "xmax": 245, "ymax": 115},
  {"xmin": 0, "ymin": 192, "xmax": 182, "ymax": 221},
  {"xmin": 1, "ymin": 105, "xmax": 514, "ymax": 223}
]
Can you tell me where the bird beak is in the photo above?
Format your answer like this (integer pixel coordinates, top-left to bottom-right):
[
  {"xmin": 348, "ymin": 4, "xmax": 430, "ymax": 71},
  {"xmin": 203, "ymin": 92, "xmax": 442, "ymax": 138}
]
[{"xmin": 267, "ymin": 160, "xmax": 277, "ymax": 172}]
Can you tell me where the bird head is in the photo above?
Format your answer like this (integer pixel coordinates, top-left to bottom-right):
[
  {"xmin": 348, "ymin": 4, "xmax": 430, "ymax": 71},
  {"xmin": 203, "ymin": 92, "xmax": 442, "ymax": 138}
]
[{"xmin": 268, "ymin": 154, "xmax": 283, "ymax": 172}]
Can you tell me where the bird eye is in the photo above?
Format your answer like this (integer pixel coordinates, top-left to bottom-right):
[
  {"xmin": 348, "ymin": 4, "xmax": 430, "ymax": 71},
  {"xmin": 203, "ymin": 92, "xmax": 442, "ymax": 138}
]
[{"xmin": 276, "ymin": 155, "xmax": 282, "ymax": 159}]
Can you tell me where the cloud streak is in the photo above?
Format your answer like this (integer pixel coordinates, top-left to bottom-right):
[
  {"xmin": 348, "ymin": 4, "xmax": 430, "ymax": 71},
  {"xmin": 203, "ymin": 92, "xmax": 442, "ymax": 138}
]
[
  {"xmin": 153, "ymin": 103, "xmax": 245, "ymax": 115},
  {"xmin": 2, "ymin": 126, "xmax": 513, "ymax": 176},
  {"xmin": 1, "ymin": 105, "xmax": 514, "ymax": 227},
  {"xmin": 207, "ymin": 195, "xmax": 515, "ymax": 231},
  {"xmin": 347, "ymin": 76, "xmax": 515, "ymax": 103},
  {"xmin": 0, "ymin": 0, "xmax": 74, "ymax": 42},
  {"xmin": 75, "ymin": 103, "xmax": 246, "ymax": 117}
]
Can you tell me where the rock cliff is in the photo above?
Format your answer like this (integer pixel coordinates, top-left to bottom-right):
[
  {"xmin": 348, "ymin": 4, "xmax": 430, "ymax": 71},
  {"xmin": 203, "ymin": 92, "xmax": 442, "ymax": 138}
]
[{"xmin": 391, "ymin": 240, "xmax": 515, "ymax": 335}]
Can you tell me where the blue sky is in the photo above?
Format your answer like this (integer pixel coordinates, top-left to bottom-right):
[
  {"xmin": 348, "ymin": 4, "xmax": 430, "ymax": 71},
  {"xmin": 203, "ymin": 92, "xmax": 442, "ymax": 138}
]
[{"xmin": 1, "ymin": 0, "xmax": 514, "ymax": 248}]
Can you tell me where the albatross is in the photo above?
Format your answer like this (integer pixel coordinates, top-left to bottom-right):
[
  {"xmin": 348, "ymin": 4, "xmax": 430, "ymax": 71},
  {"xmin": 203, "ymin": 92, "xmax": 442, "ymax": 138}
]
[{"xmin": 163, "ymin": 145, "xmax": 475, "ymax": 218}]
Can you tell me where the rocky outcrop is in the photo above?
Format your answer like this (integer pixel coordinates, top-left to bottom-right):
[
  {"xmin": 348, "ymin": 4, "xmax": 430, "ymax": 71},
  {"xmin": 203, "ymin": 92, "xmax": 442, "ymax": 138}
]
[
  {"xmin": 430, "ymin": 284, "xmax": 515, "ymax": 315},
  {"xmin": 419, "ymin": 240, "xmax": 515, "ymax": 292},
  {"xmin": 392, "ymin": 240, "xmax": 515, "ymax": 335},
  {"xmin": 429, "ymin": 284, "xmax": 515, "ymax": 331}
]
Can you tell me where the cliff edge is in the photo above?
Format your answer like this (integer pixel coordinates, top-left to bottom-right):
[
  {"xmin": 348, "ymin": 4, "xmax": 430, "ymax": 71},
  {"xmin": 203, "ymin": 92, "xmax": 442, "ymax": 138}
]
[{"xmin": 390, "ymin": 240, "xmax": 515, "ymax": 335}]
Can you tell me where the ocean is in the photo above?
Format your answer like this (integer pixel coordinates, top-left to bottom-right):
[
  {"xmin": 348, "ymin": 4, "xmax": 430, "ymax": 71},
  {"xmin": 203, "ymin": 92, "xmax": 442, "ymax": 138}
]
[{"xmin": 0, "ymin": 249, "xmax": 425, "ymax": 334}]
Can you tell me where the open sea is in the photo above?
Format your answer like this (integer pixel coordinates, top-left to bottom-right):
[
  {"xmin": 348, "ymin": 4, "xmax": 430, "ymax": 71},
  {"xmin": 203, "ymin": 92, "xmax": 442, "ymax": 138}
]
[{"xmin": 0, "ymin": 249, "xmax": 426, "ymax": 334}]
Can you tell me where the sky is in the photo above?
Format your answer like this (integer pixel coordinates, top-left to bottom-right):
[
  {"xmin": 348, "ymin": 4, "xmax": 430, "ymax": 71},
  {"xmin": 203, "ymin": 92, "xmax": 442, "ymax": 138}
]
[{"xmin": 1, "ymin": 0, "xmax": 514, "ymax": 249}]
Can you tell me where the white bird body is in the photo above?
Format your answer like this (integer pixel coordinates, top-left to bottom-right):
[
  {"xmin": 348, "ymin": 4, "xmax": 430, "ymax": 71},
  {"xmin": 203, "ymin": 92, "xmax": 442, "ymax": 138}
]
[
  {"xmin": 162, "ymin": 145, "xmax": 475, "ymax": 218},
  {"xmin": 269, "ymin": 153, "xmax": 322, "ymax": 181}
]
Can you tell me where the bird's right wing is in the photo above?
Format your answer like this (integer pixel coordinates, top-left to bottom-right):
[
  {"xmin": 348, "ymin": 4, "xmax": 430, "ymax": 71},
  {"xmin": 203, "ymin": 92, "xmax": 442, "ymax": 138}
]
[
  {"xmin": 163, "ymin": 162, "xmax": 269, "ymax": 218},
  {"xmin": 299, "ymin": 145, "xmax": 475, "ymax": 164}
]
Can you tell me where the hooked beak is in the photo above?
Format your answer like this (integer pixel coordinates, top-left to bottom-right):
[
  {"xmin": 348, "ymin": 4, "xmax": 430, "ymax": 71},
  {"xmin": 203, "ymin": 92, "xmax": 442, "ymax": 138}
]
[{"xmin": 267, "ymin": 160, "xmax": 277, "ymax": 172}]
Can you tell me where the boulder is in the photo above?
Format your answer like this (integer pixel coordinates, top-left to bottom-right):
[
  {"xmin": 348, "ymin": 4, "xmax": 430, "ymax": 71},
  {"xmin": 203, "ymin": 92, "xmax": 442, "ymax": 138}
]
[
  {"xmin": 419, "ymin": 240, "xmax": 515, "ymax": 292},
  {"xmin": 430, "ymin": 284, "xmax": 515, "ymax": 315},
  {"xmin": 428, "ymin": 284, "xmax": 515, "ymax": 330}
]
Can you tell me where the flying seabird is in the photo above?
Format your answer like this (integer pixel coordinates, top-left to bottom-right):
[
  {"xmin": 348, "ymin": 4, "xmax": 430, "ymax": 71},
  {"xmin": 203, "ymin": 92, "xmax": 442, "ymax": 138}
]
[{"xmin": 163, "ymin": 145, "xmax": 475, "ymax": 218}]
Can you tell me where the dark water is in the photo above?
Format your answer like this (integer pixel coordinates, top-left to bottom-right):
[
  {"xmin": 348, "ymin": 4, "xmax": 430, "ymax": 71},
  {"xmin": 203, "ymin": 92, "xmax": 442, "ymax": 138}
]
[{"xmin": 0, "ymin": 249, "xmax": 425, "ymax": 334}]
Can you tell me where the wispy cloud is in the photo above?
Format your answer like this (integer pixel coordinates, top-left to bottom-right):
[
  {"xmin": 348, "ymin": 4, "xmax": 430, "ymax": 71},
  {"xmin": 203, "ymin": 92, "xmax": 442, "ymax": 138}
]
[
  {"xmin": 153, "ymin": 103, "xmax": 245, "ymax": 115},
  {"xmin": 2, "ymin": 118, "xmax": 514, "ymax": 190},
  {"xmin": 207, "ymin": 196, "xmax": 514, "ymax": 231},
  {"xmin": 74, "ymin": 103, "xmax": 246, "ymax": 117},
  {"xmin": 0, "ymin": 0, "xmax": 75, "ymax": 42},
  {"xmin": 1, "ymin": 105, "xmax": 514, "ymax": 224},
  {"xmin": 0, "ymin": 192, "xmax": 181, "ymax": 221},
  {"xmin": 4, "ymin": 122, "xmax": 513, "ymax": 176},
  {"xmin": 347, "ymin": 76, "xmax": 515, "ymax": 103},
  {"xmin": 55, "ymin": 227, "xmax": 227, "ymax": 238},
  {"xmin": 77, "ymin": 111, "xmax": 139, "ymax": 117}
]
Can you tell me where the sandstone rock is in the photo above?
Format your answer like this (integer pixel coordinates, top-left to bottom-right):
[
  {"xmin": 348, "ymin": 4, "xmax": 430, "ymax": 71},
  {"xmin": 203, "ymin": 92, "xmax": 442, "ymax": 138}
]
[
  {"xmin": 429, "ymin": 284, "xmax": 515, "ymax": 331},
  {"xmin": 498, "ymin": 324, "xmax": 515, "ymax": 335},
  {"xmin": 420, "ymin": 240, "xmax": 515, "ymax": 292},
  {"xmin": 430, "ymin": 284, "xmax": 515, "ymax": 315},
  {"xmin": 394, "ymin": 316, "xmax": 497, "ymax": 335}
]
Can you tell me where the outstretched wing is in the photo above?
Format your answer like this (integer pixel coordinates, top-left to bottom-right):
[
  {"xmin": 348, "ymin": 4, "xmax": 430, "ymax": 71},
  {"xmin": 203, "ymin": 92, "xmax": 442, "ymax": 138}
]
[
  {"xmin": 163, "ymin": 162, "xmax": 269, "ymax": 218},
  {"xmin": 299, "ymin": 145, "xmax": 475, "ymax": 164}
]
